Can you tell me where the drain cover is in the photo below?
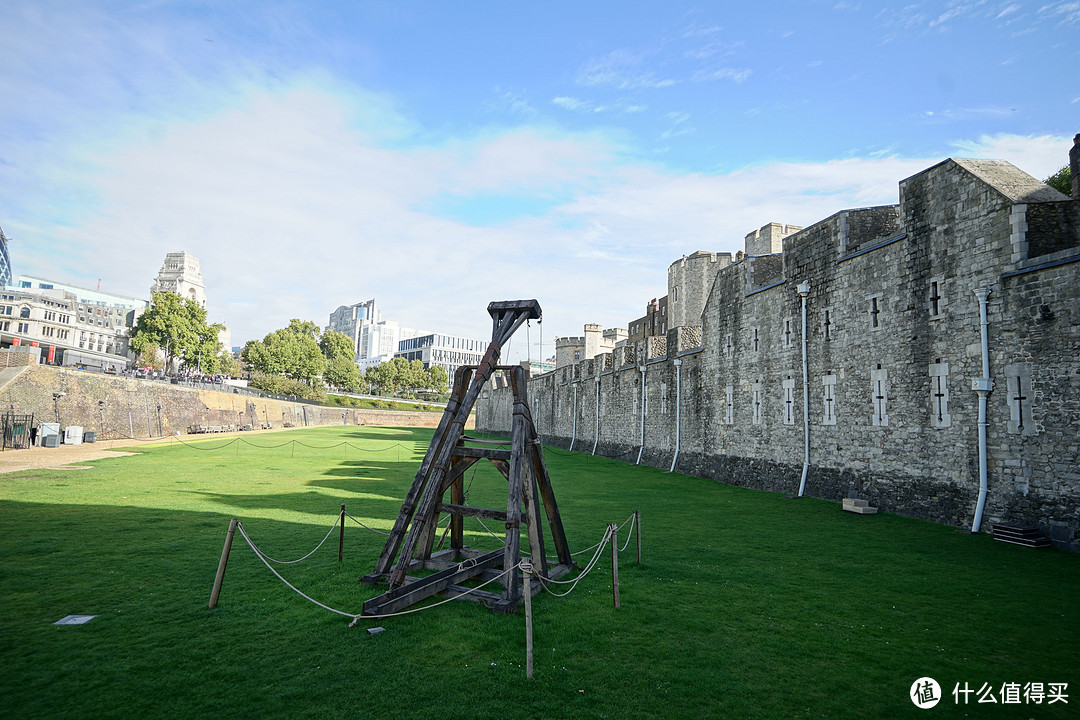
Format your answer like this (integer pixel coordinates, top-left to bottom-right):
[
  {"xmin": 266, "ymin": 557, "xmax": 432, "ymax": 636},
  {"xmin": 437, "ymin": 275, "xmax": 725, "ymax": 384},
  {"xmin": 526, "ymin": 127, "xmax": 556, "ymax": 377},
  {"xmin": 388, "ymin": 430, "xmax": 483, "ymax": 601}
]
[{"xmin": 53, "ymin": 615, "xmax": 97, "ymax": 625}]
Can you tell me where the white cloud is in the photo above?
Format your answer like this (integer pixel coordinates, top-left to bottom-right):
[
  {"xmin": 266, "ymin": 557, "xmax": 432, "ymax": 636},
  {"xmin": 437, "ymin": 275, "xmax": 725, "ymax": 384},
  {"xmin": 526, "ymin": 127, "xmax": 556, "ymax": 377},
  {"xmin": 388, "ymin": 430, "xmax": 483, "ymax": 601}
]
[
  {"xmin": 553, "ymin": 96, "xmax": 587, "ymax": 111},
  {"xmin": 7, "ymin": 79, "xmax": 1071, "ymax": 363},
  {"xmin": 996, "ymin": 3, "xmax": 1022, "ymax": 19},
  {"xmin": 1037, "ymin": 1, "xmax": 1080, "ymax": 24},
  {"xmin": 692, "ymin": 67, "xmax": 752, "ymax": 83},
  {"xmin": 948, "ymin": 133, "xmax": 1071, "ymax": 177},
  {"xmin": 575, "ymin": 50, "xmax": 679, "ymax": 89}
]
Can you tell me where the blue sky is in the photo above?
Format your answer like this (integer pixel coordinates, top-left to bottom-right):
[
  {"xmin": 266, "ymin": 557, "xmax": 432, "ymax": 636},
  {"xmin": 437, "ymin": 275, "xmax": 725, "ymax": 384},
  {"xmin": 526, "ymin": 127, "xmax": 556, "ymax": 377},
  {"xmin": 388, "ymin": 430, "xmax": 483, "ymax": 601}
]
[{"xmin": 1, "ymin": 1, "xmax": 1076, "ymax": 359}]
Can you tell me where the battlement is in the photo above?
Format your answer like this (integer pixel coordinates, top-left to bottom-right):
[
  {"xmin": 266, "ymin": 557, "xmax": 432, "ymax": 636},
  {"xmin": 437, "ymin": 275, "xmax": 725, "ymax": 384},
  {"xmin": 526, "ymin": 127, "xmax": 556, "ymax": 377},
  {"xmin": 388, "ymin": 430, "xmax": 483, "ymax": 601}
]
[{"xmin": 744, "ymin": 222, "xmax": 803, "ymax": 256}]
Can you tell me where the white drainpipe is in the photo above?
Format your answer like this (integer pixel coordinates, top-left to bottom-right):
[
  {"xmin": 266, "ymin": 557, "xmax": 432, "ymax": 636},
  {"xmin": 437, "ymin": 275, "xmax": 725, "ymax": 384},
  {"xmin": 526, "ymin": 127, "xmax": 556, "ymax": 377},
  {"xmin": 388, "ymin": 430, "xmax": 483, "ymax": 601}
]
[
  {"xmin": 797, "ymin": 281, "xmax": 811, "ymax": 497},
  {"xmin": 972, "ymin": 288, "xmax": 993, "ymax": 532},
  {"xmin": 591, "ymin": 374, "xmax": 601, "ymax": 455},
  {"xmin": 670, "ymin": 358, "xmax": 682, "ymax": 472},
  {"xmin": 635, "ymin": 364, "xmax": 647, "ymax": 465},
  {"xmin": 569, "ymin": 382, "xmax": 578, "ymax": 452}
]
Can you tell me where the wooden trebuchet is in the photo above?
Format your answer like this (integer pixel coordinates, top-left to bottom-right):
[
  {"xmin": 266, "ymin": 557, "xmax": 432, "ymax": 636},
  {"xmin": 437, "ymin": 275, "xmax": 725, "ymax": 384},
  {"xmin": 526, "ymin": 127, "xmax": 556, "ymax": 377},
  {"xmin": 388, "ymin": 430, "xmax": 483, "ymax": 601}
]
[{"xmin": 360, "ymin": 300, "xmax": 573, "ymax": 615}]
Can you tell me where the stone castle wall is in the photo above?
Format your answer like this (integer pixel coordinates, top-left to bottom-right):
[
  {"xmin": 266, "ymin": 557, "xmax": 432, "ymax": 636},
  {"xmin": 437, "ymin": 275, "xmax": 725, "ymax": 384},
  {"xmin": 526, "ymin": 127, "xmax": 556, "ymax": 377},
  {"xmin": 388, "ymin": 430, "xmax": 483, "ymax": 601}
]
[{"xmin": 477, "ymin": 159, "xmax": 1080, "ymax": 548}]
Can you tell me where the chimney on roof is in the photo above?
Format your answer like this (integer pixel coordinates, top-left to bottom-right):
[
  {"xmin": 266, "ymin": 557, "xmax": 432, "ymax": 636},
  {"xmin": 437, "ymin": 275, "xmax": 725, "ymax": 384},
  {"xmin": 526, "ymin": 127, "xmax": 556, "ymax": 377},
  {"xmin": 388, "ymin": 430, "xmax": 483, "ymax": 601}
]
[{"xmin": 1070, "ymin": 133, "xmax": 1080, "ymax": 200}]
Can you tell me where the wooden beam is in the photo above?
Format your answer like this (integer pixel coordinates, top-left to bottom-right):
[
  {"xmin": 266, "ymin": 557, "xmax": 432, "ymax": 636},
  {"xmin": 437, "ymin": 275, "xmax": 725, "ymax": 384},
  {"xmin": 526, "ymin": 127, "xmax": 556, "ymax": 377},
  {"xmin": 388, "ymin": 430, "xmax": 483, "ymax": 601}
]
[
  {"xmin": 435, "ymin": 503, "xmax": 510, "ymax": 522},
  {"xmin": 361, "ymin": 549, "xmax": 503, "ymax": 616},
  {"xmin": 362, "ymin": 366, "xmax": 471, "ymax": 584},
  {"xmin": 452, "ymin": 446, "xmax": 512, "ymax": 461}
]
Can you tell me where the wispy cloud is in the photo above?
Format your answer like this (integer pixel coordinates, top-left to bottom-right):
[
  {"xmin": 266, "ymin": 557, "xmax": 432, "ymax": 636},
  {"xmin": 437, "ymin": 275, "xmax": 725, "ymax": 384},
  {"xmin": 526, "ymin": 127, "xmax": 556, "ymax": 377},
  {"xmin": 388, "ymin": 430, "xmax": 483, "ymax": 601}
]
[
  {"xmin": 1038, "ymin": 1, "xmax": 1080, "ymax": 24},
  {"xmin": 489, "ymin": 88, "xmax": 537, "ymax": 118},
  {"xmin": 693, "ymin": 67, "xmax": 752, "ymax": 83},
  {"xmin": 576, "ymin": 50, "xmax": 679, "ymax": 89},
  {"xmin": 552, "ymin": 96, "xmax": 647, "ymax": 115},
  {"xmin": 918, "ymin": 105, "xmax": 1017, "ymax": 122},
  {"xmin": 996, "ymin": 3, "xmax": 1022, "ymax": 19}
]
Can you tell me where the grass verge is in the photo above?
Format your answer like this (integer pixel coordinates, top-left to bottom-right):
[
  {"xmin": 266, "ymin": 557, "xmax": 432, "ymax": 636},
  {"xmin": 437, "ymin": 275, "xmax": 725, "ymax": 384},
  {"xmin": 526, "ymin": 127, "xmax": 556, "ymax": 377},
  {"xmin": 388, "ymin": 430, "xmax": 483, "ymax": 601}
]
[{"xmin": 0, "ymin": 426, "xmax": 1076, "ymax": 719}]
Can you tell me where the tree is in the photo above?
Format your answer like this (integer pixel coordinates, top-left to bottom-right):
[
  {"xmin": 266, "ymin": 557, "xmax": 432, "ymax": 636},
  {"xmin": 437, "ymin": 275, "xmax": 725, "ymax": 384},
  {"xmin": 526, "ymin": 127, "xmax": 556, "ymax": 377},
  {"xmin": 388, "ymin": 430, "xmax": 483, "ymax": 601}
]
[
  {"xmin": 216, "ymin": 351, "xmax": 240, "ymax": 377},
  {"xmin": 129, "ymin": 292, "xmax": 219, "ymax": 372},
  {"xmin": 361, "ymin": 358, "xmax": 449, "ymax": 397},
  {"xmin": 243, "ymin": 319, "xmax": 329, "ymax": 387},
  {"xmin": 136, "ymin": 343, "xmax": 162, "ymax": 370},
  {"xmin": 319, "ymin": 330, "xmax": 355, "ymax": 362},
  {"xmin": 1045, "ymin": 165, "xmax": 1072, "ymax": 195},
  {"xmin": 325, "ymin": 355, "xmax": 363, "ymax": 391},
  {"xmin": 426, "ymin": 364, "xmax": 449, "ymax": 394}
]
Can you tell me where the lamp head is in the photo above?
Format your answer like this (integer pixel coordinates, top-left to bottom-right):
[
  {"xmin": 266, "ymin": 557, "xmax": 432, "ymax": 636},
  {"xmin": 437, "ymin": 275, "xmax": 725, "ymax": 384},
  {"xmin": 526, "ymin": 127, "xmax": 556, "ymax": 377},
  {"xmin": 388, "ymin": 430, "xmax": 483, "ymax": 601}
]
[{"xmin": 797, "ymin": 281, "xmax": 811, "ymax": 297}]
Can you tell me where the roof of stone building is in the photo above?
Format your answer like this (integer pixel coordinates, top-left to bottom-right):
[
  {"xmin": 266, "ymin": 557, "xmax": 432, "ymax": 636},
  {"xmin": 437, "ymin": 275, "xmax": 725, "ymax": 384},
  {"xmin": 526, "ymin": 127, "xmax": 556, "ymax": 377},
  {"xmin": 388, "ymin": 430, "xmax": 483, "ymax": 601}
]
[{"xmin": 949, "ymin": 158, "xmax": 1069, "ymax": 204}]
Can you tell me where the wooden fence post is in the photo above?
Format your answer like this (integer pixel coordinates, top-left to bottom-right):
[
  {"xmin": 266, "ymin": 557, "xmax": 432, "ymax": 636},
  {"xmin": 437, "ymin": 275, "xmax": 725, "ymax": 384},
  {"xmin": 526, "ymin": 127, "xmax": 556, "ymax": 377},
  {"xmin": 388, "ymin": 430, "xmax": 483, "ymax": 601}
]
[
  {"xmin": 610, "ymin": 523, "xmax": 620, "ymax": 609},
  {"xmin": 339, "ymin": 504, "xmax": 346, "ymax": 562},
  {"xmin": 635, "ymin": 510, "xmax": 642, "ymax": 565},
  {"xmin": 208, "ymin": 518, "xmax": 238, "ymax": 609},
  {"xmin": 522, "ymin": 561, "xmax": 534, "ymax": 679}
]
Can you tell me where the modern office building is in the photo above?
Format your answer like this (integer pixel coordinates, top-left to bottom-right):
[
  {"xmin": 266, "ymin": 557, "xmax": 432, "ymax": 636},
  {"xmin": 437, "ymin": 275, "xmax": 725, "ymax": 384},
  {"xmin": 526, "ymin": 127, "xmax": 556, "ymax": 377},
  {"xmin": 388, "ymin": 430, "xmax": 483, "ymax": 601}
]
[
  {"xmin": 0, "ymin": 226, "xmax": 12, "ymax": 288},
  {"xmin": 326, "ymin": 299, "xmax": 377, "ymax": 357},
  {"xmin": 326, "ymin": 299, "xmax": 420, "ymax": 367},
  {"xmin": 358, "ymin": 319, "xmax": 420, "ymax": 369},
  {"xmin": 395, "ymin": 332, "xmax": 486, "ymax": 386}
]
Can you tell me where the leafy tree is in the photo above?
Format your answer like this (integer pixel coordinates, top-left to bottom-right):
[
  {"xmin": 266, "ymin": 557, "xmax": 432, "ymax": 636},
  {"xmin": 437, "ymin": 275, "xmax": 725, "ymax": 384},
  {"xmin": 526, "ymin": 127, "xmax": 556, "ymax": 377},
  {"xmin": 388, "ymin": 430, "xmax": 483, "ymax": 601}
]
[
  {"xmin": 1045, "ymin": 165, "xmax": 1072, "ymax": 195},
  {"xmin": 216, "ymin": 351, "xmax": 240, "ymax": 377},
  {"xmin": 319, "ymin": 330, "xmax": 356, "ymax": 362},
  {"xmin": 426, "ymin": 364, "xmax": 449, "ymax": 394},
  {"xmin": 361, "ymin": 358, "xmax": 450, "ymax": 397},
  {"xmin": 183, "ymin": 322, "xmax": 226, "ymax": 374},
  {"xmin": 248, "ymin": 371, "xmax": 326, "ymax": 402},
  {"xmin": 324, "ymin": 355, "xmax": 363, "ymax": 391},
  {"xmin": 136, "ymin": 343, "xmax": 163, "ymax": 370},
  {"xmin": 129, "ymin": 292, "xmax": 219, "ymax": 372},
  {"xmin": 243, "ymin": 320, "xmax": 327, "ymax": 386}
]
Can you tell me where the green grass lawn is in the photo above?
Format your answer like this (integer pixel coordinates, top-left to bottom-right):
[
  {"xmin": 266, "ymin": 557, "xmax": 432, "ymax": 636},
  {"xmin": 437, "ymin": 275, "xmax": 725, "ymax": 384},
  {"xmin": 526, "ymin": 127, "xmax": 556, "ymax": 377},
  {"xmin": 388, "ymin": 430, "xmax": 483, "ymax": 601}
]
[{"xmin": 0, "ymin": 426, "xmax": 1076, "ymax": 719}]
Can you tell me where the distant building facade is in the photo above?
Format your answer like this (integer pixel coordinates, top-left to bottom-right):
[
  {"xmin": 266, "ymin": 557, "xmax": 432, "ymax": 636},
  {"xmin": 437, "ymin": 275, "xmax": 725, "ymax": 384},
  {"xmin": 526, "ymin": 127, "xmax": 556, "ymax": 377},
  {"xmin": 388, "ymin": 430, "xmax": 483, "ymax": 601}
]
[
  {"xmin": 555, "ymin": 324, "xmax": 627, "ymax": 369},
  {"xmin": 0, "ymin": 226, "xmax": 12, "ymax": 288},
  {"xmin": 151, "ymin": 252, "xmax": 206, "ymax": 307},
  {"xmin": 2, "ymin": 276, "xmax": 148, "ymax": 370},
  {"xmin": 327, "ymin": 299, "xmax": 377, "ymax": 357},
  {"xmin": 395, "ymin": 332, "xmax": 485, "ymax": 385},
  {"xmin": 326, "ymin": 298, "xmax": 421, "ymax": 368},
  {"xmin": 627, "ymin": 296, "xmax": 668, "ymax": 343}
]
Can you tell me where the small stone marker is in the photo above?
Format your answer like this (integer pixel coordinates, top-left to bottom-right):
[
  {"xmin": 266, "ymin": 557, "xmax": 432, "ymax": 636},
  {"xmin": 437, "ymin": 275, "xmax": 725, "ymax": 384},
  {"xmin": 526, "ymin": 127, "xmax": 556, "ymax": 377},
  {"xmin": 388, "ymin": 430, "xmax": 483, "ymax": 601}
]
[
  {"xmin": 842, "ymin": 498, "xmax": 877, "ymax": 515},
  {"xmin": 53, "ymin": 615, "xmax": 97, "ymax": 625},
  {"xmin": 367, "ymin": 627, "xmax": 385, "ymax": 635}
]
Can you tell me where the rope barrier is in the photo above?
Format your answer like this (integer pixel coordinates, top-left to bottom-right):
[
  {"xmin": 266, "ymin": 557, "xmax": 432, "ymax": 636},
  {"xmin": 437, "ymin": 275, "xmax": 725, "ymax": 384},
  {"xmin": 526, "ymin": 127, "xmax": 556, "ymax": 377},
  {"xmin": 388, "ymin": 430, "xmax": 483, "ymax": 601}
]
[
  {"xmin": 171, "ymin": 436, "xmax": 240, "ymax": 451},
  {"xmin": 343, "ymin": 510, "xmax": 391, "ymax": 536},
  {"xmin": 170, "ymin": 437, "xmax": 415, "ymax": 453},
  {"xmin": 230, "ymin": 504, "xmax": 637, "ymax": 627},
  {"xmin": 240, "ymin": 512, "xmax": 344, "ymax": 565},
  {"xmin": 235, "ymin": 520, "xmax": 522, "ymax": 622},
  {"xmin": 536, "ymin": 525, "xmax": 614, "ymax": 597}
]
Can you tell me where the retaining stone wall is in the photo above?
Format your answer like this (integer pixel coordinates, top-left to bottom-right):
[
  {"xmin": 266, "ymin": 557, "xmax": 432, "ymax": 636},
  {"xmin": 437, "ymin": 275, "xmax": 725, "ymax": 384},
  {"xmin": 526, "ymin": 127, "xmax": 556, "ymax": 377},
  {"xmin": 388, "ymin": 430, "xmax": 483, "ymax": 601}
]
[{"xmin": 1, "ymin": 365, "xmax": 461, "ymax": 440}]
